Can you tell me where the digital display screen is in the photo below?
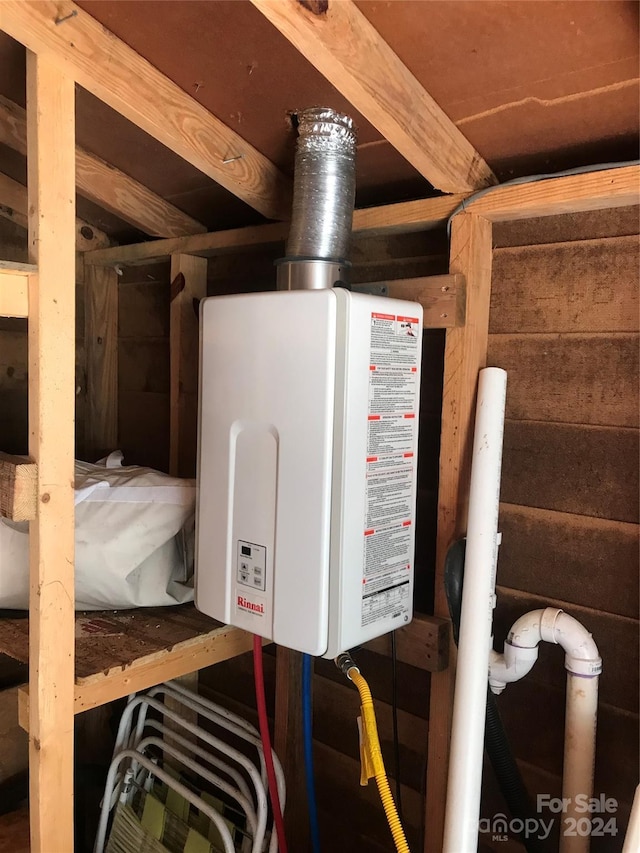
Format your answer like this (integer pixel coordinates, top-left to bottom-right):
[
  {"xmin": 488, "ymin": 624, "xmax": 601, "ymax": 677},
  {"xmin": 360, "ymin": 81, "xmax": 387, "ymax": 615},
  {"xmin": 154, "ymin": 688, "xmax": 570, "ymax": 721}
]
[{"xmin": 241, "ymin": 545, "xmax": 251, "ymax": 557}]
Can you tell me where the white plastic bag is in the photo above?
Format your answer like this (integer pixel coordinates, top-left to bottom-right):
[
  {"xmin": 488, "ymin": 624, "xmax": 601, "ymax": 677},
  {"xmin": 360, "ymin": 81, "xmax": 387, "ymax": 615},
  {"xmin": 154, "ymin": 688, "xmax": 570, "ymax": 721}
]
[{"xmin": 0, "ymin": 452, "xmax": 196, "ymax": 610}]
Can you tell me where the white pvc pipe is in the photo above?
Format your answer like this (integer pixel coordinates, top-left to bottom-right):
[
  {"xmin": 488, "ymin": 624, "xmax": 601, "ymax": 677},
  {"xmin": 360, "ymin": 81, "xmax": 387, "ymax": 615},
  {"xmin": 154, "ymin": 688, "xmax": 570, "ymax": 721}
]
[
  {"xmin": 489, "ymin": 608, "xmax": 602, "ymax": 853},
  {"xmin": 561, "ymin": 673, "xmax": 599, "ymax": 853},
  {"xmin": 443, "ymin": 367, "xmax": 507, "ymax": 853},
  {"xmin": 622, "ymin": 785, "xmax": 640, "ymax": 852}
]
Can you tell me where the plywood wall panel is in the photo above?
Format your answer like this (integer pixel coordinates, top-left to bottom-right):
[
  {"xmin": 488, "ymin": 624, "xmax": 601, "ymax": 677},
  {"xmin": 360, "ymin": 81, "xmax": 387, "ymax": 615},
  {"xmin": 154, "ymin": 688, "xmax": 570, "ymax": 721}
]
[
  {"xmin": 501, "ymin": 421, "xmax": 639, "ymax": 523},
  {"xmin": 488, "ymin": 333, "xmax": 639, "ymax": 427}
]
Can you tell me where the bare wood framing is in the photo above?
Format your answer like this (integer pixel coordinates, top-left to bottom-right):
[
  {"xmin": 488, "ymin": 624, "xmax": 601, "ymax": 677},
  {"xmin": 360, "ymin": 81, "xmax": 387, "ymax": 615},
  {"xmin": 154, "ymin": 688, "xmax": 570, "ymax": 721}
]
[
  {"xmin": 424, "ymin": 213, "xmax": 494, "ymax": 853},
  {"xmin": 0, "ymin": 95, "xmax": 204, "ymax": 238},
  {"xmin": 169, "ymin": 255, "xmax": 208, "ymax": 478},
  {"xmin": 0, "ymin": 1, "xmax": 291, "ymax": 221},
  {"xmin": 386, "ymin": 273, "xmax": 465, "ymax": 328},
  {"xmin": 467, "ymin": 164, "xmax": 640, "ymax": 221},
  {"xmin": 364, "ymin": 613, "xmax": 450, "ymax": 673},
  {"xmin": 26, "ymin": 51, "xmax": 76, "ymax": 853},
  {"xmin": 18, "ymin": 624, "xmax": 257, "ymax": 723},
  {"xmin": 250, "ymin": 0, "xmax": 495, "ymax": 193},
  {"xmin": 85, "ymin": 264, "xmax": 118, "ymax": 460},
  {"xmin": 84, "ymin": 195, "xmax": 464, "ymax": 268},
  {"xmin": 0, "ymin": 453, "xmax": 37, "ymax": 521},
  {"xmin": 0, "ymin": 267, "xmax": 29, "ymax": 317},
  {"xmin": 274, "ymin": 649, "xmax": 309, "ymax": 850},
  {"xmin": 0, "ymin": 171, "xmax": 110, "ymax": 252}
]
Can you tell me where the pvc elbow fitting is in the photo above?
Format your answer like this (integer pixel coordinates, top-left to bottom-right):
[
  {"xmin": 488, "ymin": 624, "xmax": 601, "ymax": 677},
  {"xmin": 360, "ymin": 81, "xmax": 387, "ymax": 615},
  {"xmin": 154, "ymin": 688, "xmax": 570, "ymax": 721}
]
[{"xmin": 488, "ymin": 644, "xmax": 538, "ymax": 694}]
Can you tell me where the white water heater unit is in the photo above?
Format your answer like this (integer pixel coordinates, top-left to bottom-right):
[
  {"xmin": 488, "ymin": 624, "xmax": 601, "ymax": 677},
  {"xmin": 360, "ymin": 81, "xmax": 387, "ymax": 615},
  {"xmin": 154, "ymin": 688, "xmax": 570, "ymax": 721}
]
[{"xmin": 195, "ymin": 287, "xmax": 422, "ymax": 657}]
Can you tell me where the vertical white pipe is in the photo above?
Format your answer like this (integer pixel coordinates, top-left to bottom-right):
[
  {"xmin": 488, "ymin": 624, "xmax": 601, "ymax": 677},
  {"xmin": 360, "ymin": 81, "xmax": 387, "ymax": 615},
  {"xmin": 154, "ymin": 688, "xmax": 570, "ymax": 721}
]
[
  {"xmin": 560, "ymin": 673, "xmax": 599, "ymax": 853},
  {"xmin": 622, "ymin": 785, "xmax": 640, "ymax": 852},
  {"xmin": 443, "ymin": 367, "xmax": 507, "ymax": 853}
]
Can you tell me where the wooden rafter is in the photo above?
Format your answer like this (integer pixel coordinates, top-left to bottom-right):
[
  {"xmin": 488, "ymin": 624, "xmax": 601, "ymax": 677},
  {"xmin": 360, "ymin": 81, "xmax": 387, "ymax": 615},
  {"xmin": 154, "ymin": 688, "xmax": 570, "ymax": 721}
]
[
  {"xmin": 0, "ymin": 170, "xmax": 110, "ymax": 251},
  {"xmin": 0, "ymin": 95, "xmax": 205, "ymax": 238},
  {"xmin": 250, "ymin": 0, "xmax": 496, "ymax": 194},
  {"xmin": 0, "ymin": 1, "xmax": 291, "ymax": 221}
]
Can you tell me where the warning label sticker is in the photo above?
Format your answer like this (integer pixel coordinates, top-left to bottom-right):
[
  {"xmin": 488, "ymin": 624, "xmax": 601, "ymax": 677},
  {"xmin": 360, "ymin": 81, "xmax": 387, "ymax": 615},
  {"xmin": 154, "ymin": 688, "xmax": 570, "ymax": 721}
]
[{"xmin": 362, "ymin": 311, "xmax": 420, "ymax": 627}]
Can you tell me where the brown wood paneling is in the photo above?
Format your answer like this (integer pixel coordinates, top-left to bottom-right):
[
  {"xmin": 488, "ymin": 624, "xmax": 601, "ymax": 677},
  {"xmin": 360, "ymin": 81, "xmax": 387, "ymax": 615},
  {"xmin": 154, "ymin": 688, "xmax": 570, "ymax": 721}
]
[
  {"xmin": 493, "ymin": 587, "xmax": 639, "ymax": 714},
  {"xmin": 493, "ymin": 206, "xmax": 640, "ymax": 248},
  {"xmin": 487, "ymin": 333, "xmax": 638, "ymax": 427},
  {"xmin": 312, "ymin": 673, "xmax": 428, "ymax": 792},
  {"xmin": 501, "ymin": 420, "xmax": 639, "ymax": 523},
  {"xmin": 498, "ymin": 504, "xmax": 639, "ymax": 619},
  {"xmin": 314, "ymin": 740, "xmax": 423, "ymax": 852},
  {"xmin": 118, "ymin": 282, "xmax": 169, "ymax": 339},
  {"xmin": 118, "ymin": 390, "xmax": 169, "ymax": 471},
  {"xmin": 495, "ymin": 677, "xmax": 638, "ymax": 812},
  {"xmin": 490, "ymin": 236, "xmax": 639, "ymax": 334},
  {"xmin": 118, "ymin": 338, "xmax": 169, "ymax": 394}
]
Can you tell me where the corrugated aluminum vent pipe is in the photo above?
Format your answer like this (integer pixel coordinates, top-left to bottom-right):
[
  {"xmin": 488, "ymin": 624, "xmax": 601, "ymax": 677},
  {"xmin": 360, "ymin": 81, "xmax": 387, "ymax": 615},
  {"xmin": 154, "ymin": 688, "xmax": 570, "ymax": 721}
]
[{"xmin": 277, "ymin": 107, "xmax": 357, "ymax": 290}]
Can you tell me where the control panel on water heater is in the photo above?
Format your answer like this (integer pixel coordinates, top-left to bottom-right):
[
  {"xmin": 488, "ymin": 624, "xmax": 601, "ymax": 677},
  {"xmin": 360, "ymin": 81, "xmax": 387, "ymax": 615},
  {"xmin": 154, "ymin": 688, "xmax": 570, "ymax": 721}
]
[{"xmin": 195, "ymin": 287, "xmax": 422, "ymax": 657}]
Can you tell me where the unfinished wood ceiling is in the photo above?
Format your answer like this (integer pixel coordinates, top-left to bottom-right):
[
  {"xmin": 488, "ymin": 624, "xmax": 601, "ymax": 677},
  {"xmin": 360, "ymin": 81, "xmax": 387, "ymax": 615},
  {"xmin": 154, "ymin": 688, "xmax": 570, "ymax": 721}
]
[{"xmin": 0, "ymin": 0, "xmax": 637, "ymax": 241}]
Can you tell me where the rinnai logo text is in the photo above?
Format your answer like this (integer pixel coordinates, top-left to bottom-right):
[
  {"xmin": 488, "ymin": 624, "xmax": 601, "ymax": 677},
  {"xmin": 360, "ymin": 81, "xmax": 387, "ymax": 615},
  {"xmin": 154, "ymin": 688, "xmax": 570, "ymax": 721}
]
[{"xmin": 237, "ymin": 595, "xmax": 264, "ymax": 615}]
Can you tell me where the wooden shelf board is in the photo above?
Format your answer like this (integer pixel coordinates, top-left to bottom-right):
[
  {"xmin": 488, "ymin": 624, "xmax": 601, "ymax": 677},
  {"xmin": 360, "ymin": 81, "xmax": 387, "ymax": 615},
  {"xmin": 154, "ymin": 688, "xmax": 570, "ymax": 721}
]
[{"xmin": 0, "ymin": 604, "xmax": 255, "ymax": 720}]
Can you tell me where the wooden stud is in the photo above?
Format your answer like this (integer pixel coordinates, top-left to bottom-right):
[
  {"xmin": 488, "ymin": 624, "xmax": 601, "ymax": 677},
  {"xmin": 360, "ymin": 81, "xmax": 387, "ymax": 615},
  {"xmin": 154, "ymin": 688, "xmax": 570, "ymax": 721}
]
[
  {"xmin": 274, "ymin": 648, "xmax": 309, "ymax": 850},
  {"xmin": 468, "ymin": 164, "xmax": 640, "ymax": 222},
  {"xmin": 250, "ymin": 0, "xmax": 495, "ymax": 193},
  {"xmin": 84, "ymin": 264, "xmax": 118, "ymax": 460},
  {"xmin": 26, "ymin": 50, "xmax": 76, "ymax": 853},
  {"xmin": 424, "ymin": 213, "xmax": 493, "ymax": 853},
  {"xmin": 0, "ymin": 95, "xmax": 205, "ymax": 238},
  {"xmin": 169, "ymin": 254, "xmax": 208, "ymax": 478},
  {"xmin": 0, "ymin": 2, "xmax": 291, "ymax": 221},
  {"xmin": 0, "ymin": 452, "xmax": 37, "ymax": 521}
]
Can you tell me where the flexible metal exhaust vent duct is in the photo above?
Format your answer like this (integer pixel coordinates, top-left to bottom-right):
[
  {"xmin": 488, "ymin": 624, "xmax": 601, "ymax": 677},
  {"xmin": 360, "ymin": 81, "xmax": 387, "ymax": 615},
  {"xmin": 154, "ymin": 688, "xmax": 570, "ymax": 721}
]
[{"xmin": 277, "ymin": 107, "xmax": 357, "ymax": 290}]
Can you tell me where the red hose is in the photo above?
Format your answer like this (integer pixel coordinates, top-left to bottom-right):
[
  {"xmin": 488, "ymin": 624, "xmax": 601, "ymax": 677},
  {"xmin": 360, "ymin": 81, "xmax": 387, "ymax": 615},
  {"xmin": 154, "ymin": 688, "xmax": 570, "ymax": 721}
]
[{"xmin": 253, "ymin": 635, "xmax": 288, "ymax": 853}]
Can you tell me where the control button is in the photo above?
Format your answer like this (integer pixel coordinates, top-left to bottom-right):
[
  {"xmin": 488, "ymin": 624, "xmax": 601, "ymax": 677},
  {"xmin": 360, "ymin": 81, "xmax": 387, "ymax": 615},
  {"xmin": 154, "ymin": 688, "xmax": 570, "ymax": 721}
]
[
  {"xmin": 253, "ymin": 577, "xmax": 262, "ymax": 587},
  {"xmin": 240, "ymin": 561, "xmax": 249, "ymax": 572}
]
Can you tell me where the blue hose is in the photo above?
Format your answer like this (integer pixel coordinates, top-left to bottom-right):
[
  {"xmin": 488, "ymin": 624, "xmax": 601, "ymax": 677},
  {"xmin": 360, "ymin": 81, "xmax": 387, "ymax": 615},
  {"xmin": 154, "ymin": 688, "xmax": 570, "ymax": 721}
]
[{"xmin": 302, "ymin": 653, "xmax": 321, "ymax": 853}]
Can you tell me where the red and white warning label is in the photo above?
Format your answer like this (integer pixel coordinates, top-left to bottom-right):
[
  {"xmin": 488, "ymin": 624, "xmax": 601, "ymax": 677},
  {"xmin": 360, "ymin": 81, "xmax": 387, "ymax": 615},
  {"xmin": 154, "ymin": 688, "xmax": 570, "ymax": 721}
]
[{"xmin": 362, "ymin": 312, "xmax": 420, "ymax": 627}]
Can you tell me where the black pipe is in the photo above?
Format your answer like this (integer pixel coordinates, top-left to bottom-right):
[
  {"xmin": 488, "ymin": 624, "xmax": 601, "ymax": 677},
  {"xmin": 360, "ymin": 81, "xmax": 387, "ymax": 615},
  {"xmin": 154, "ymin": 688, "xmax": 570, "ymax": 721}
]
[{"xmin": 444, "ymin": 539, "xmax": 547, "ymax": 853}]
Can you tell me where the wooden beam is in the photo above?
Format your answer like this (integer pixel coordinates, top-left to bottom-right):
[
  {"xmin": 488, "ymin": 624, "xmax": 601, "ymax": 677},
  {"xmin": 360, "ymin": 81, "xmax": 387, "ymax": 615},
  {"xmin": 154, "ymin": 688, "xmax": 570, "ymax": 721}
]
[
  {"xmin": 363, "ymin": 613, "xmax": 450, "ymax": 673},
  {"xmin": 84, "ymin": 264, "xmax": 118, "ymax": 460},
  {"xmin": 0, "ymin": 95, "xmax": 205, "ymax": 238},
  {"xmin": 26, "ymin": 50, "xmax": 76, "ymax": 853},
  {"xmin": 0, "ymin": 267, "xmax": 30, "ymax": 318},
  {"xmin": 0, "ymin": 171, "xmax": 110, "ymax": 252},
  {"xmin": 169, "ymin": 255, "xmax": 208, "ymax": 478},
  {"xmin": 384, "ymin": 273, "xmax": 465, "ymax": 328},
  {"xmin": 468, "ymin": 164, "xmax": 640, "ymax": 222},
  {"xmin": 84, "ymin": 195, "xmax": 463, "ymax": 268},
  {"xmin": 0, "ymin": 453, "xmax": 37, "ymax": 521},
  {"xmin": 423, "ymin": 213, "xmax": 493, "ymax": 853},
  {"xmin": 250, "ymin": 0, "xmax": 495, "ymax": 193},
  {"xmin": 0, "ymin": 2, "xmax": 291, "ymax": 221}
]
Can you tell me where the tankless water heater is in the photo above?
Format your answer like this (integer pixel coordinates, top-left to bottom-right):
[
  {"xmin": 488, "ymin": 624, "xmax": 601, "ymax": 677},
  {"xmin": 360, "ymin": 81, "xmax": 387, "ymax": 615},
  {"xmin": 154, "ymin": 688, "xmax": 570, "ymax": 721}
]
[{"xmin": 195, "ymin": 287, "xmax": 422, "ymax": 657}]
